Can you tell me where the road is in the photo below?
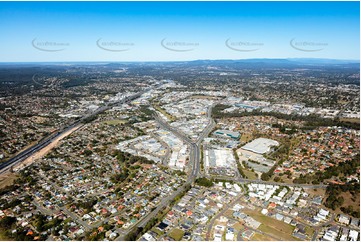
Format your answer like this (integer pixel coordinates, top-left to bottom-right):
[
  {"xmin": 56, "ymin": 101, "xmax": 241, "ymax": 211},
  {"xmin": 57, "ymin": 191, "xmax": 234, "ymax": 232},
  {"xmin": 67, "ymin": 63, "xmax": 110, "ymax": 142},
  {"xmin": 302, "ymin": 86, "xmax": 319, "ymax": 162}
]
[
  {"xmin": 60, "ymin": 206, "xmax": 92, "ymax": 230},
  {"xmin": 0, "ymin": 85, "xmax": 159, "ymax": 175},
  {"xmin": 115, "ymin": 183, "xmax": 190, "ymax": 241},
  {"xmin": 194, "ymin": 104, "xmax": 216, "ymax": 178},
  {"xmin": 135, "ymin": 102, "xmax": 328, "ymax": 240},
  {"xmin": 311, "ymin": 213, "xmax": 336, "ymax": 240},
  {"xmin": 150, "ymin": 133, "xmax": 171, "ymax": 166},
  {"xmin": 153, "ymin": 103, "xmax": 216, "ymax": 181},
  {"xmin": 115, "ymin": 104, "xmax": 216, "ymax": 240},
  {"xmin": 205, "ymin": 193, "xmax": 243, "ymax": 240},
  {"xmin": 8, "ymin": 88, "xmax": 331, "ymax": 241}
]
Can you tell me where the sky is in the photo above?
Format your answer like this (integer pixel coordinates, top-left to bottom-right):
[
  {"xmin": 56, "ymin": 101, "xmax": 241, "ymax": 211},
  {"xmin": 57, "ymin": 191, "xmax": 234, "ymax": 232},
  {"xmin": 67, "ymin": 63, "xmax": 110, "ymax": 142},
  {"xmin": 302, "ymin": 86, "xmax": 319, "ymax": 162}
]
[{"xmin": 0, "ymin": 1, "xmax": 359, "ymax": 62}]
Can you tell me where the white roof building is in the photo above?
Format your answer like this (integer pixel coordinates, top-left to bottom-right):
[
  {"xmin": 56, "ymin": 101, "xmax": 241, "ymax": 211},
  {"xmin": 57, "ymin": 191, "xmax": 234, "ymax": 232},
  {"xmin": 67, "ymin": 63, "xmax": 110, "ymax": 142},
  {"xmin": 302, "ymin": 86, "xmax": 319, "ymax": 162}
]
[
  {"xmin": 339, "ymin": 214, "xmax": 350, "ymax": 225},
  {"xmin": 319, "ymin": 209, "xmax": 329, "ymax": 217},
  {"xmin": 233, "ymin": 184, "xmax": 241, "ymax": 192},
  {"xmin": 349, "ymin": 230, "xmax": 359, "ymax": 241},
  {"xmin": 225, "ymin": 229, "xmax": 234, "ymax": 241},
  {"xmin": 242, "ymin": 138, "xmax": 279, "ymax": 154}
]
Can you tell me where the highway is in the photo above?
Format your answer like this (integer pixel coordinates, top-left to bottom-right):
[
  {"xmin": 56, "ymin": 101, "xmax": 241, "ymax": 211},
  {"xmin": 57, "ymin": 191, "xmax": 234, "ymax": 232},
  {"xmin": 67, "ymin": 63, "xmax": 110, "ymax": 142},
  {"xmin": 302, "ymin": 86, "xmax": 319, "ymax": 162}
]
[
  {"xmin": 115, "ymin": 104, "xmax": 217, "ymax": 240},
  {"xmin": 5, "ymin": 88, "xmax": 331, "ymax": 241},
  {"xmin": 115, "ymin": 106, "xmax": 212, "ymax": 240},
  {"xmin": 0, "ymin": 122, "xmax": 80, "ymax": 174},
  {"xmin": 193, "ymin": 104, "xmax": 216, "ymax": 178},
  {"xmin": 117, "ymin": 101, "xmax": 329, "ymax": 240},
  {"xmin": 0, "ymin": 85, "xmax": 156, "ymax": 175}
]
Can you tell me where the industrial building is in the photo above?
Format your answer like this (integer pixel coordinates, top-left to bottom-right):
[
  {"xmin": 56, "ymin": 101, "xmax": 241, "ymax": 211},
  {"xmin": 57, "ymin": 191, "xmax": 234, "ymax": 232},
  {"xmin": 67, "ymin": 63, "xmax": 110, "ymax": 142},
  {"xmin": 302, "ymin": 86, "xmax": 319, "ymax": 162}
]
[
  {"xmin": 214, "ymin": 129, "xmax": 240, "ymax": 140},
  {"xmin": 242, "ymin": 138, "xmax": 279, "ymax": 154}
]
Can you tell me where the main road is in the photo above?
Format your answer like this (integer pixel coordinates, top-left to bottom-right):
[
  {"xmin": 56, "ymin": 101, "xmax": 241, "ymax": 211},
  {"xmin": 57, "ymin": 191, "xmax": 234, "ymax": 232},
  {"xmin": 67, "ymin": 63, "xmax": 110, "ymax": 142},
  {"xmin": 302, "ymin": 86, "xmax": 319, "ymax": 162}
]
[
  {"xmin": 0, "ymin": 85, "xmax": 159, "ymax": 174},
  {"xmin": 153, "ymin": 103, "xmax": 216, "ymax": 181},
  {"xmin": 115, "ymin": 104, "xmax": 216, "ymax": 240}
]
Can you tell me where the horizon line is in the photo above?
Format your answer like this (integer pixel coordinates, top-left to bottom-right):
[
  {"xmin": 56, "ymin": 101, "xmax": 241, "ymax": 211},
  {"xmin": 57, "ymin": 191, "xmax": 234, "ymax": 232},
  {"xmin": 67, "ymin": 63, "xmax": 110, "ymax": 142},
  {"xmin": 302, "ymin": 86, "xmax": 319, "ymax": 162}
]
[{"xmin": 0, "ymin": 57, "xmax": 359, "ymax": 64}]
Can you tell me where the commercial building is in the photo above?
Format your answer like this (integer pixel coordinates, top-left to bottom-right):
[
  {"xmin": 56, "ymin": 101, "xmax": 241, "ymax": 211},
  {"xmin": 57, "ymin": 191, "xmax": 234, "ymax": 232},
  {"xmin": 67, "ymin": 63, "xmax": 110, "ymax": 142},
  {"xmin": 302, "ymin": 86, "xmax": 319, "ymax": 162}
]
[
  {"xmin": 214, "ymin": 130, "xmax": 240, "ymax": 140},
  {"xmin": 242, "ymin": 138, "xmax": 279, "ymax": 154}
]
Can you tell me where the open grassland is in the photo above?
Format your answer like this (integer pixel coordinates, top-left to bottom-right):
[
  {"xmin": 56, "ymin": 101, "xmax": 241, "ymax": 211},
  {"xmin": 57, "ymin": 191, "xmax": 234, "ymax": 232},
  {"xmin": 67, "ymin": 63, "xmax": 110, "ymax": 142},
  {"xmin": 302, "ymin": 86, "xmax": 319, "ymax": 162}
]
[
  {"xmin": 339, "ymin": 118, "xmax": 360, "ymax": 123},
  {"xmin": 102, "ymin": 119, "xmax": 127, "ymax": 125},
  {"xmin": 252, "ymin": 232, "xmax": 276, "ymax": 241},
  {"xmin": 168, "ymin": 228, "xmax": 185, "ymax": 241},
  {"xmin": 0, "ymin": 173, "xmax": 18, "ymax": 189},
  {"xmin": 154, "ymin": 105, "xmax": 176, "ymax": 121},
  {"xmin": 243, "ymin": 169, "xmax": 258, "ymax": 179},
  {"xmin": 240, "ymin": 133, "xmax": 253, "ymax": 143},
  {"xmin": 243, "ymin": 209, "xmax": 299, "ymax": 241}
]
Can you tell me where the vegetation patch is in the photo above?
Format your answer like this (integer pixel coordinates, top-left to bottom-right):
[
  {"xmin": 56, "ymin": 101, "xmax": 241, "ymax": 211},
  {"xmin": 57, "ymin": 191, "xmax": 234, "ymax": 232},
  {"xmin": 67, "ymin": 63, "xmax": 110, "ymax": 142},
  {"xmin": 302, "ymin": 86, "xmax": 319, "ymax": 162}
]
[
  {"xmin": 168, "ymin": 228, "xmax": 185, "ymax": 241},
  {"xmin": 195, "ymin": 177, "xmax": 213, "ymax": 187},
  {"xmin": 252, "ymin": 232, "xmax": 277, "ymax": 241},
  {"xmin": 103, "ymin": 119, "xmax": 127, "ymax": 125},
  {"xmin": 244, "ymin": 209, "xmax": 295, "ymax": 240}
]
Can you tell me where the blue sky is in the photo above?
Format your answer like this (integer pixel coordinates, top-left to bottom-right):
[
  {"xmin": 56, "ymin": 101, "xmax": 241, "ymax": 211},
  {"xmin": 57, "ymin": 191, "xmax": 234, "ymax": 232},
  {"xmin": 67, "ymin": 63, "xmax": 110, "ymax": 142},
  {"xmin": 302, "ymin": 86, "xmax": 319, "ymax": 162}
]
[{"xmin": 0, "ymin": 1, "xmax": 359, "ymax": 62}]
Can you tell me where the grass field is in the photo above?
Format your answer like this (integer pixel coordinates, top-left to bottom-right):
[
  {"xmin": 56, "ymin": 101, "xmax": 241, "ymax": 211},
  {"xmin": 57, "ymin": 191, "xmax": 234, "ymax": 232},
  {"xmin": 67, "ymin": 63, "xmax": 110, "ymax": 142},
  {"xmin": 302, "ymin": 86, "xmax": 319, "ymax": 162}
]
[
  {"xmin": 244, "ymin": 209, "xmax": 298, "ymax": 241},
  {"xmin": 224, "ymin": 209, "xmax": 234, "ymax": 218},
  {"xmin": 0, "ymin": 173, "xmax": 18, "ymax": 189},
  {"xmin": 305, "ymin": 226, "xmax": 315, "ymax": 238},
  {"xmin": 270, "ymin": 174, "xmax": 294, "ymax": 184},
  {"xmin": 154, "ymin": 105, "xmax": 175, "ymax": 121},
  {"xmin": 0, "ymin": 230, "xmax": 11, "ymax": 240},
  {"xmin": 243, "ymin": 169, "xmax": 258, "ymax": 179},
  {"xmin": 305, "ymin": 188, "xmax": 326, "ymax": 197},
  {"xmin": 168, "ymin": 228, "xmax": 185, "ymax": 241},
  {"xmin": 340, "ymin": 118, "xmax": 360, "ymax": 123},
  {"xmin": 233, "ymin": 222, "xmax": 244, "ymax": 231},
  {"xmin": 102, "ymin": 119, "xmax": 127, "ymax": 125},
  {"xmin": 258, "ymin": 224, "xmax": 299, "ymax": 241},
  {"xmin": 151, "ymin": 228, "xmax": 164, "ymax": 236},
  {"xmin": 240, "ymin": 133, "xmax": 253, "ymax": 143},
  {"xmin": 252, "ymin": 232, "xmax": 276, "ymax": 241}
]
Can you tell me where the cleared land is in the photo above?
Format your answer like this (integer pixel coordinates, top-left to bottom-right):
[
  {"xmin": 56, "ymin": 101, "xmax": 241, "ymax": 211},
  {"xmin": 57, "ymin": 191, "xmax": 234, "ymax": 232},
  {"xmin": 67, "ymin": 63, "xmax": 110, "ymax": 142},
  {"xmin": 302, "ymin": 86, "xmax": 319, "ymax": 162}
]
[
  {"xmin": 103, "ymin": 119, "xmax": 127, "ymax": 125},
  {"xmin": 339, "ymin": 117, "xmax": 360, "ymax": 123},
  {"xmin": 0, "ymin": 173, "xmax": 18, "ymax": 189},
  {"xmin": 258, "ymin": 224, "xmax": 299, "ymax": 241},
  {"xmin": 154, "ymin": 104, "xmax": 175, "ymax": 121},
  {"xmin": 240, "ymin": 133, "xmax": 253, "ymax": 143},
  {"xmin": 151, "ymin": 228, "xmax": 164, "ymax": 236},
  {"xmin": 168, "ymin": 228, "xmax": 184, "ymax": 241},
  {"xmin": 243, "ymin": 169, "xmax": 258, "ymax": 179},
  {"xmin": 252, "ymin": 232, "xmax": 277, "ymax": 241},
  {"xmin": 243, "ymin": 209, "xmax": 298, "ymax": 241},
  {"xmin": 305, "ymin": 188, "xmax": 326, "ymax": 197},
  {"xmin": 305, "ymin": 226, "xmax": 315, "ymax": 238}
]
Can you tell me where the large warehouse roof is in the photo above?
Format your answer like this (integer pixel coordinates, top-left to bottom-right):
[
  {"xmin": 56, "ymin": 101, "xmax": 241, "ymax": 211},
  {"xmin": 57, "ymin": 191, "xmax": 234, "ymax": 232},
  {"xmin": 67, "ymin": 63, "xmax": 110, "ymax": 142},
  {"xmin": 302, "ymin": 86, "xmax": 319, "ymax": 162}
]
[
  {"xmin": 242, "ymin": 138, "xmax": 279, "ymax": 154},
  {"xmin": 214, "ymin": 129, "xmax": 240, "ymax": 139}
]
